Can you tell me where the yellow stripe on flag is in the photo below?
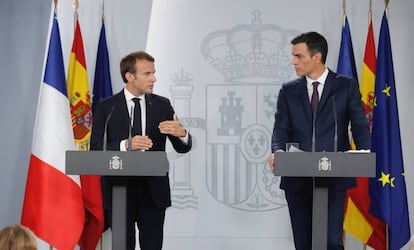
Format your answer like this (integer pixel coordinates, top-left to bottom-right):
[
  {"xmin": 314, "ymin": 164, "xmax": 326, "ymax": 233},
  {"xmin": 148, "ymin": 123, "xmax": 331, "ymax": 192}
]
[
  {"xmin": 343, "ymin": 197, "xmax": 373, "ymax": 243},
  {"xmin": 359, "ymin": 63, "xmax": 375, "ymax": 111},
  {"xmin": 67, "ymin": 21, "xmax": 92, "ymax": 146}
]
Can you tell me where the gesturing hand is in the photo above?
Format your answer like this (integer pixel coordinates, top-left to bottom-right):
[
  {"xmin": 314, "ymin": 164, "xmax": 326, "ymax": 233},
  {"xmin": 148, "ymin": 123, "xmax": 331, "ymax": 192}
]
[{"xmin": 158, "ymin": 113, "xmax": 187, "ymax": 137}]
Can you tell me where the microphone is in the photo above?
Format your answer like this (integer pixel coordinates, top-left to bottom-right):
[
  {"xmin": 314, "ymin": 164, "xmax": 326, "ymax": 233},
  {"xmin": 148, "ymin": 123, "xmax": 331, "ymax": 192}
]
[
  {"xmin": 103, "ymin": 106, "xmax": 116, "ymax": 151},
  {"xmin": 128, "ymin": 106, "xmax": 133, "ymax": 152},
  {"xmin": 331, "ymin": 97, "xmax": 338, "ymax": 152},
  {"xmin": 312, "ymin": 111, "xmax": 316, "ymax": 152}
]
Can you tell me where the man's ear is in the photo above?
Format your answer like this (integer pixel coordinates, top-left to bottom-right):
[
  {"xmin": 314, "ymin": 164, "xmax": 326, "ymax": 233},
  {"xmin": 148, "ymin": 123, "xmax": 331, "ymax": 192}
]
[
  {"xmin": 125, "ymin": 72, "xmax": 134, "ymax": 82},
  {"xmin": 313, "ymin": 52, "xmax": 323, "ymax": 63}
]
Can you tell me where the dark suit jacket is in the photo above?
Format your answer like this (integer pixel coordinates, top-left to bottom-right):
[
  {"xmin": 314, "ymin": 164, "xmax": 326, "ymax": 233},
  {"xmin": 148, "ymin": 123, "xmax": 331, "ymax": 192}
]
[
  {"xmin": 90, "ymin": 90, "xmax": 192, "ymax": 208},
  {"xmin": 271, "ymin": 70, "xmax": 370, "ymax": 192}
]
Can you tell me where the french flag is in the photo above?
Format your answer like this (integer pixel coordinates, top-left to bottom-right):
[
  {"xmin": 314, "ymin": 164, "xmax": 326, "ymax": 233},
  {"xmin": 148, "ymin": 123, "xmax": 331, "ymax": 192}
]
[{"xmin": 21, "ymin": 12, "xmax": 85, "ymax": 250}]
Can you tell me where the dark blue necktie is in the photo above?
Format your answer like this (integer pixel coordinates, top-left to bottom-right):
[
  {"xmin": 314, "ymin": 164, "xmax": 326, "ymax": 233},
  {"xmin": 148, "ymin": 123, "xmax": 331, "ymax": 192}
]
[
  {"xmin": 311, "ymin": 81, "xmax": 320, "ymax": 114},
  {"xmin": 132, "ymin": 97, "xmax": 142, "ymax": 135}
]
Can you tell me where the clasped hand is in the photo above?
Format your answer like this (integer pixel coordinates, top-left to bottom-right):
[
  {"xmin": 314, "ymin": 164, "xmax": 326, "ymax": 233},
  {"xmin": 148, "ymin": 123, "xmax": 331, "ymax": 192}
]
[{"xmin": 268, "ymin": 153, "xmax": 275, "ymax": 172}]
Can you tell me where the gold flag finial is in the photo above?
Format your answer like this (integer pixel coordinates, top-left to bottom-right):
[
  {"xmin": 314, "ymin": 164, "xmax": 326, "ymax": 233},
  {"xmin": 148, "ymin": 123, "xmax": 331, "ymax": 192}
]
[
  {"xmin": 342, "ymin": 0, "xmax": 346, "ymax": 16},
  {"xmin": 385, "ymin": 0, "xmax": 389, "ymax": 17},
  {"xmin": 342, "ymin": 0, "xmax": 346, "ymax": 25},
  {"xmin": 53, "ymin": 0, "xmax": 58, "ymax": 15},
  {"xmin": 73, "ymin": 0, "xmax": 79, "ymax": 11}
]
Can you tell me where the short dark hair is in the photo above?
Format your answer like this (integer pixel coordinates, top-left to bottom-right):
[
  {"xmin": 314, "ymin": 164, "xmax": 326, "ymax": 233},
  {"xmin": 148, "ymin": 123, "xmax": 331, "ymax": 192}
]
[
  {"xmin": 291, "ymin": 32, "xmax": 328, "ymax": 64},
  {"xmin": 120, "ymin": 51, "xmax": 155, "ymax": 83}
]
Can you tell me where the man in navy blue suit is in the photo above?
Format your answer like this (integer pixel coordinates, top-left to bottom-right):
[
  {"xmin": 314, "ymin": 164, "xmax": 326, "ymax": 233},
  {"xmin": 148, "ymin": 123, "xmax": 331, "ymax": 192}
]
[
  {"xmin": 91, "ymin": 51, "xmax": 192, "ymax": 250},
  {"xmin": 268, "ymin": 32, "xmax": 370, "ymax": 249}
]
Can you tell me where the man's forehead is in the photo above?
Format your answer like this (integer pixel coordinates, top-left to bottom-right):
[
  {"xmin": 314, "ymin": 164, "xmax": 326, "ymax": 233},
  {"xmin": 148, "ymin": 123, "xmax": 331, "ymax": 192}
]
[
  {"xmin": 292, "ymin": 43, "xmax": 309, "ymax": 55},
  {"xmin": 135, "ymin": 60, "xmax": 155, "ymax": 70}
]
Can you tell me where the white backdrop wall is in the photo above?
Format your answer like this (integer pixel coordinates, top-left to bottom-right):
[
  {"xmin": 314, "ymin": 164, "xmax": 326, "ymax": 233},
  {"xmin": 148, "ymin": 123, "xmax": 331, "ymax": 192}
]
[{"xmin": 1, "ymin": 0, "xmax": 413, "ymax": 249}]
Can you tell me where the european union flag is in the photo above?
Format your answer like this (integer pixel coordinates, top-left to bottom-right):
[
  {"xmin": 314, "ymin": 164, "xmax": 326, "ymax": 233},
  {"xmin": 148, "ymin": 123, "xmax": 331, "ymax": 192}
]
[
  {"xmin": 369, "ymin": 11, "xmax": 411, "ymax": 250},
  {"xmin": 92, "ymin": 21, "xmax": 113, "ymax": 232},
  {"xmin": 337, "ymin": 16, "xmax": 358, "ymax": 82},
  {"xmin": 92, "ymin": 22, "xmax": 113, "ymax": 113}
]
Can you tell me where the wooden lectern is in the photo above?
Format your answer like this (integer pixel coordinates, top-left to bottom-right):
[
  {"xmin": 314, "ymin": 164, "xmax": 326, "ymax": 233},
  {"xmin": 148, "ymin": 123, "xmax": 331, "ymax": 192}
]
[
  {"xmin": 274, "ymin": 151, "xmax": 375, "ymax": 250},
  {"xmin": 66, "ymin": 150, "xmax": 169, "ymax": 250}
]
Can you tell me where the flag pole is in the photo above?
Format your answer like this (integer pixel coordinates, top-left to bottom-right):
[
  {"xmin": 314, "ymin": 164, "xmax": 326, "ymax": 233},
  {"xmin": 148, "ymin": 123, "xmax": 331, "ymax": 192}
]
[
  {"xmin": 361, "ymin": 2, "xmax": 371, "ymax": 250},
  {"xmin": 100, "ymin": 2, "xmax": 105, "ymax": 249},
  {"xmin": 384, "ymin": 5, "xmax": 389, "ymax": 250},
  {"xmin": 360, "ymin": 2, "xmax": 372, "ymax": 249},
  {"xmin": 50, "ymin": 1, "xmax": 57, "ymax": 246}
]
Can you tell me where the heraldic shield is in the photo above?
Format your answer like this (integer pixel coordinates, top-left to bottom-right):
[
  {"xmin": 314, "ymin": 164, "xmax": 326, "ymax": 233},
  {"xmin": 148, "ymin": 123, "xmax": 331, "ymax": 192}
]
[{"xmin": 205, "ymin": 84, "xmax": 286, "ymax": 211}]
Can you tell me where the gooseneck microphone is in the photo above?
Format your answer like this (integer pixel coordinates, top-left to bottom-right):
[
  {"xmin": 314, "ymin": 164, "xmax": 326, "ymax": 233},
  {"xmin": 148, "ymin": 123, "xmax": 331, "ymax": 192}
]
[
  {"xmin": 331, "ymin": 97, "xmax": 338, "ymax": 152},
  {"xmin": 128, "ymin": 106, "xmax": 133, "ymax": 152},
  {"xmin": 103, "ymin": 106, "xmax": 116, "ymax": 151},
  {"xmin": 312, "ymin": 112, "xmax": 316, "ymax": 152}
]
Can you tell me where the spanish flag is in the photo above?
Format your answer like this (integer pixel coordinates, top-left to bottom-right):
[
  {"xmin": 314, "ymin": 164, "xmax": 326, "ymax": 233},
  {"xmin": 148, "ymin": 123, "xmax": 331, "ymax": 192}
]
[
  {"xmin": 67, "ymin": 16, "xmax": 104, "ymax": 250},
  {"xmin": 343, "ymin": 12, "xmax": 386, "ymax": 250}
]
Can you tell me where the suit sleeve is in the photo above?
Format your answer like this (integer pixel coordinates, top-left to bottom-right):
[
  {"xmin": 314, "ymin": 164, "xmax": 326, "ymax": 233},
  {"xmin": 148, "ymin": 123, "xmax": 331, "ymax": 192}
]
[
  {"xmin": 271, "ymin": 85, "xmax": 290, "ymax": 152},
  {"xmin": 90, "ymin": 102, "xmax": 105, "ymax": 151},
  {"xmin": 166, "ymin": 104, "xmax": 192, "ymax": 153}
]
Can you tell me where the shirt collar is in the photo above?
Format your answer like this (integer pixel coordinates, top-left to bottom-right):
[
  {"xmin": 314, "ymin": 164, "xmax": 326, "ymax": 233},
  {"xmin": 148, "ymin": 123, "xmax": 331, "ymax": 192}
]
[
  {"xmin": 306, "ymin": 67, "xmax": 329, "ymax": 87},
  {"xmin": 124, "ymin": 88, "xmax": 146, "ymax": 102}
]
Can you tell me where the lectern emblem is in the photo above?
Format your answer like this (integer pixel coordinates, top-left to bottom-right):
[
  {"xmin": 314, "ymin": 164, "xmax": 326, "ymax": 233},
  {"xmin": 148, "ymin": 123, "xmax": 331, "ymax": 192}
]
[
  {"xmin": 109, "ymin": 155, "xmax": 123, "ymax": 170},
  {"xmin": 318, "ymin": 157, "xmax": 331, "ymax": 171}
]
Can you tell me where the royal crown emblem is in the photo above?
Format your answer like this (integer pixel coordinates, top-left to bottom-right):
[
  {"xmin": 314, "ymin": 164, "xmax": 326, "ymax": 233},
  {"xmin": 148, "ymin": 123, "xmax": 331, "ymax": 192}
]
[
  {"xmin": 109, "ymin": 155, "xmax": 123, "ymax": 170},
  {"xmin": 318, "ymin": 157, "xmax": 332, "ymax": 171},
  {"xmin": 201, "ymin": 9, "xmax": 298, "ymax": 84}
]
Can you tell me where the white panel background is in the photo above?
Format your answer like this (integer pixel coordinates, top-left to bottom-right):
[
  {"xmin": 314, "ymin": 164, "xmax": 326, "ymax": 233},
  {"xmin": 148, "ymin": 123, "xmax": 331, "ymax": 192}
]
[{"xmin": 0, "ymin": 0, "xmax": 413, "ymax": 249}]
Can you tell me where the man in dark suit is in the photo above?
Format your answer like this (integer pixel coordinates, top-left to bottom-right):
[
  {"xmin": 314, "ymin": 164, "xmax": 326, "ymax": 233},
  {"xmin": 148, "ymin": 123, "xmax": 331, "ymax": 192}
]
[
  {"xmin": 268, "ymin": 32, "xmax": 370, "ymax": 249},
  {"xmin": 90, "ymin": 51, "xmax": 192, "ymax": 250}
]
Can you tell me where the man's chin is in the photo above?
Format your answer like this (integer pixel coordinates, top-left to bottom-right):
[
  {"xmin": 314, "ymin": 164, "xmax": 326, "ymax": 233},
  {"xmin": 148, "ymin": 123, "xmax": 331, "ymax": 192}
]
[{"xmin": 295, "ymin": 70, "xmax": 304, "ymax": 76}]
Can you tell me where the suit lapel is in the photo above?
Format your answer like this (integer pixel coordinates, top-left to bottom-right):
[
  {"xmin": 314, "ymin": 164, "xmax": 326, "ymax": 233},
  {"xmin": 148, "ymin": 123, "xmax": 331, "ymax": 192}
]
[
  {"xmin": 318, "ymin": 70, "xmax": 335, "ymax": 112},
  {"xmin": 144, "ymin": 94, "xmax": 153, "ymax": 135},
  {"xmin": 296, "ymin": 77, "xmax": 313, "ymax": 122},
  {"xmin": 116, "ymin": 91, "xmax": 131, "ymax": 130}
]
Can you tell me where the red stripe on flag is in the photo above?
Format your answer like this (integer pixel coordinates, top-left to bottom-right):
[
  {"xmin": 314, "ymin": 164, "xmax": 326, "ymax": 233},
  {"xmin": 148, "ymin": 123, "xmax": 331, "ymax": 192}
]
[
  {"xmin": 78, "ymin": 175, "xmax": 104, "ymax": 249},
  {"xmin": 71, "ymin": 19, "xmax": 87, "ymax": 69},
  {"xmin": 363, "ymin": 20, "xmax": 376, "ymax": 75},
  {"xmin": 22, "ymin": 154, "xmax": 84, "ymax": 250}
]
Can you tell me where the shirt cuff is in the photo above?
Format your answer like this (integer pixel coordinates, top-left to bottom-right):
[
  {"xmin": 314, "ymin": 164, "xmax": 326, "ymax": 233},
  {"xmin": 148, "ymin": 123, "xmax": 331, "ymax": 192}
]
[{"xmin": 120, "ymin": 139, "xmax": 127, "ymax": 151}]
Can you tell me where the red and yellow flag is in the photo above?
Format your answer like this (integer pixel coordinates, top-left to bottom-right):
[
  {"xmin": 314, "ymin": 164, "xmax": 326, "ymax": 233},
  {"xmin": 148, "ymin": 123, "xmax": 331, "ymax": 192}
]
[
  {"xmin": 67, "ymin": 19, "xmax": 92, "ymax": 147},
  {"xmin": 343, "ymin": 13, "xmax": 386, "ymax": 249},
  {"xmin": 67, "ymin": 17, "xmax": 104, "ymax": 250}
]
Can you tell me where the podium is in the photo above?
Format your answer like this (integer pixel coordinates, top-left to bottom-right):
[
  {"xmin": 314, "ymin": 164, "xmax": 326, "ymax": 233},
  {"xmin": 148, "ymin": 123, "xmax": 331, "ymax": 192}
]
[
  {"xmin": 274, "ymin": 151, "xmax": 375, "ymax": 250},
  {"xmin": 66, "ymin": 150, "xmax": 169, "ymax": 250}
]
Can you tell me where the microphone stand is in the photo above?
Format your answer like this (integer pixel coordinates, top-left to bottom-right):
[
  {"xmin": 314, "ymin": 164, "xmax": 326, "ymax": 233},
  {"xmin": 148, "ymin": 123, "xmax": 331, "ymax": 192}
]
[
  {"xmin": 128, "ymin": 107, "xmax": 133, "ymax": 152},
  {"xmin": 332, "ymin": 97, "xmax": 338, "ymax": 152},
  {"xmin": 103, "ymin": 106, "xmax": 115, "ymax": 151}
]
